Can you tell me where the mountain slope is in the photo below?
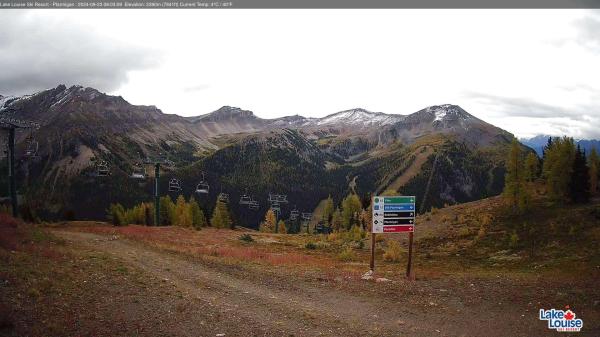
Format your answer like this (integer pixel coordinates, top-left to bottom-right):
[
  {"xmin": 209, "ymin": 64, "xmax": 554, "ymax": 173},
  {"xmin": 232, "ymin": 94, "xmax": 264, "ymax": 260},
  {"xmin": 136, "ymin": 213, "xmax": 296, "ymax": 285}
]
[{"xmin": 1, "ymin": 85, "xmax": 515, "ymax": 223}]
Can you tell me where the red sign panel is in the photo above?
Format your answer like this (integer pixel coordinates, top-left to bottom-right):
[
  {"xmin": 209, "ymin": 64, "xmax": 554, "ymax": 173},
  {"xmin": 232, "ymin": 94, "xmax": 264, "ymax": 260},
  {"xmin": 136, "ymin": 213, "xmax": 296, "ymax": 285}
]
[{"xmin": 382, "ymin": 225, "xmax": 414, "ymax": 233}]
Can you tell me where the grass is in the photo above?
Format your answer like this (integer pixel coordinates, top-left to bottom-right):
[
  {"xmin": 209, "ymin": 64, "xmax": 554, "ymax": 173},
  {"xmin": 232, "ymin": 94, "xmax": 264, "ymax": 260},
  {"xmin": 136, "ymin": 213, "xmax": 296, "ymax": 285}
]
[
  {"xmin": 46, "ymin": 190, "xmax": 600, "ymax": 284},
  {"xmin": 337, "ymin": 247, "xmax": 358, "ymax": 261},
  {"xmin": 239, "ymin": 233, "xmax": 254, "ymax": 243},
  {"xmin": 383, "ymin": 240, "xmax": 405, "ymax": 263}
]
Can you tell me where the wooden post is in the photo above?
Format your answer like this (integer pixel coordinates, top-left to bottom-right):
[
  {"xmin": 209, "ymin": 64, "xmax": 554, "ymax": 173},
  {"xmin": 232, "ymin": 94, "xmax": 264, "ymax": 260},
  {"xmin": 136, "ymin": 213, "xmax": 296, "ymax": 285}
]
[
  {"xmin": 370, "ymin": 195, "xmax": 375, "ymax": 271},
  {"xmin": 406, "ymin": 231, "xmax": 414, "ymax": 278},
  {"xmin": 370, "ymin": 232, "xmax": 375, "ymax": 271}
]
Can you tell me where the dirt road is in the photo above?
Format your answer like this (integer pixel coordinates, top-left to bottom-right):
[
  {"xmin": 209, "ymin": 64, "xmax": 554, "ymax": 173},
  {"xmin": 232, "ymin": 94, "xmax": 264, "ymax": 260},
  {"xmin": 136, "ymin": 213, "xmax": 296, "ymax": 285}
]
[{"xmin": 44, "ymin": 229, "xmax": 582, "ymax": 337}]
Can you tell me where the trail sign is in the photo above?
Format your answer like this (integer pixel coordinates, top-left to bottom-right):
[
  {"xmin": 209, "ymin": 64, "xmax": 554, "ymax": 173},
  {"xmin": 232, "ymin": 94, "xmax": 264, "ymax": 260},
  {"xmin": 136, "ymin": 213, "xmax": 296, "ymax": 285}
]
[{"xmin": 372, "ymin": 195, "xmax": 415, "ymax": 233}]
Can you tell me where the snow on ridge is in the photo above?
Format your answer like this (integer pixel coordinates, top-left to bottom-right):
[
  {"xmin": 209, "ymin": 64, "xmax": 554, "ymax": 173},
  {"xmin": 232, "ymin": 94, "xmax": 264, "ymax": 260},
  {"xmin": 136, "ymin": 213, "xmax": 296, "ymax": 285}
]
[
  {"xmin": 434, "ymin": 110, "xmax": 447, "ymax": 122},
  {"xmin": 317, "ymin": 108, "xmax": 404, "ymax": 126},
  {"xmin": 0, "ymin": 95, "xmax": 13, "ymax": 109},
  {"xmin": 425, "ymin": 104, "xmax": 472, "ymax": 122}
]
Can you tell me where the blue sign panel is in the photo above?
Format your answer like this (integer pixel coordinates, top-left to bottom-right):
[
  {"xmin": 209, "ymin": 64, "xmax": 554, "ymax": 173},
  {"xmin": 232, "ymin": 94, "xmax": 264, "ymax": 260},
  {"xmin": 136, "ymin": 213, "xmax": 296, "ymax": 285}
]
[{"xmin": 383, "ymin": 204, "xmax": 415, "ymax": 211}]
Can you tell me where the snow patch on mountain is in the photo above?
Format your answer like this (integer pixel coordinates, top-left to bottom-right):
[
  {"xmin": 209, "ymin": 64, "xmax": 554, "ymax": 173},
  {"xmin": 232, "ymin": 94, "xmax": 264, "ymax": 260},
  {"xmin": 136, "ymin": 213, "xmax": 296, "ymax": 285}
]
[
  {"xmin": 427, "ymin": 104, "xmax": 474, "ymax": 122},
  {"xmin": 317, "ymin": 108, "xmax": 404, "ymax": 126}
]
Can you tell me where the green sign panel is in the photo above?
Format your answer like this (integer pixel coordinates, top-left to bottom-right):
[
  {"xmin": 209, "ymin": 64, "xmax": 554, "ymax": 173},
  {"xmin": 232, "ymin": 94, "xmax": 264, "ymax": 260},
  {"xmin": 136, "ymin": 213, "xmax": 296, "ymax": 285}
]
[{"xmin": 383, "ymin": 197, "xmax": 415, "ymax": 204}]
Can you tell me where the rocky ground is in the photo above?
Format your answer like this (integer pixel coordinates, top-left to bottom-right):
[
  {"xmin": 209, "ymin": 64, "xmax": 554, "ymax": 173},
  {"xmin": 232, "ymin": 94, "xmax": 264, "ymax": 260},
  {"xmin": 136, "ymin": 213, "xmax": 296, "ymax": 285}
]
[{"xmin": 1, "ymin": 219, "xmax": 598, "ymax": 337}]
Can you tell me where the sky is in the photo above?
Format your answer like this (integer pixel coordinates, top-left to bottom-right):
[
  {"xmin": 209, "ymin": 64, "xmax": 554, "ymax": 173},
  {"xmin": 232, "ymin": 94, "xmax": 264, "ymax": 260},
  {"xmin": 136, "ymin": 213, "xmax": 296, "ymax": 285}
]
[{"xmin": 0, "ymin": 9, "xmax": 599, "ymax": 139}]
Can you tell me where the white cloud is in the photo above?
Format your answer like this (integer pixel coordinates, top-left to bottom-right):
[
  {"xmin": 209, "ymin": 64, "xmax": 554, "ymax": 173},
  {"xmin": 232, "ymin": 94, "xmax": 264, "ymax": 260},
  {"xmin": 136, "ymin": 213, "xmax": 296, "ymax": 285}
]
[{"xmin": 3, "ymin": 9, "xmax": 600, "ymax": 138}]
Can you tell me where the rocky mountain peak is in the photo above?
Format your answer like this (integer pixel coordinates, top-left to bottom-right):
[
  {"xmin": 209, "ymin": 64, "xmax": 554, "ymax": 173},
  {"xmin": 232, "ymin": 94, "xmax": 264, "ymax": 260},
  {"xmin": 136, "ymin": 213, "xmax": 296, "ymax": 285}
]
[
  {"xmin": 197, "ymin": 106, "xmax": 256, "ymax": 122},
  {"xmin": 317, "ymin": 108, "xmax": 404, "ymax": 127}
]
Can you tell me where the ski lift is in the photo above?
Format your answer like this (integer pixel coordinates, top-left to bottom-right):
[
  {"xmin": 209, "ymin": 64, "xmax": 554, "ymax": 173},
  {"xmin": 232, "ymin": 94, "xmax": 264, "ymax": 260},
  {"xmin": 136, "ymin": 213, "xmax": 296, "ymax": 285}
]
[
  {"xmin": 195, "ymin": 172, "xmax": 209, "ymax": 194},
  {"xmin": 271, "ymin": 201, "xmax": 281, "ymax": 214},
  {"xmin": 97, "ymin": 160, "xmax": 110, "ymax": 177},
  {"xmin": 239, "ymin": 190, "xmax": 252, "ymax": 205},
  {"xmin": 130, "ymin": 163, "xmax": 146, "ymax": 179},
  {"xmin": 24, "ymin": 133, "xmax": 39, "ymax": 157},
  {"xmin": 268, "ymin": 193, "xmax": 288, "ymax": 203},
  {"xmin": 290, "ymin": 207, "xmax": 299, "ymax": 221},
  {"xmin": 168, "ymin": 178, "xmax": 182, "ymax": 192},
  {"xmin": 218, "ymin": 192, "xmax": 229, "ymax": 203},
  {"xmin": 248, "ymin": 199, "xmax": 259, "ymax": 210}
]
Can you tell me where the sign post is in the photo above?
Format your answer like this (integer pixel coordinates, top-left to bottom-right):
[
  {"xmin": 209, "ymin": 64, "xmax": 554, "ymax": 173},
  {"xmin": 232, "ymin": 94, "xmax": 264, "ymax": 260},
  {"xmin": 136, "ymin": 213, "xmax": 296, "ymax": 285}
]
[{"xmin": 371, "ymin": 195, "xmax": 415, "ymax": 278}]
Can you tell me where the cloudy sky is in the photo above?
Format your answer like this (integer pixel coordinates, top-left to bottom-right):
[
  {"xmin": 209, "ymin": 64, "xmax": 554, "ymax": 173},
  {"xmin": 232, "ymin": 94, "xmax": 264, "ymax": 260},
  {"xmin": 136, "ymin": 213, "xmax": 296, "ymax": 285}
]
[{"xmin": 1, "ymin": 9, "xmax": 599, "ymax": 138}]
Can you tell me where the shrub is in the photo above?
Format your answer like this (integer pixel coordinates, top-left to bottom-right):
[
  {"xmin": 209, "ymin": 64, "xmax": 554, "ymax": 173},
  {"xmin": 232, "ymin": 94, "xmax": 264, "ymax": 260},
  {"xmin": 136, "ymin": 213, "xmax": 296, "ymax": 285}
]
[
  {"xmin": 475, "ymin": 225, "xmax": 486, "ymax": 242},
  {"xmin": 479, "ymin": 213, "xmax": 493, "ymax": 227},
  {"xmin": 107, "ymin": 203, "xmax": 126, "ymax": 226},
  {"xmin": 277, "ymin": 220, "xmax": 287, "ymax": 234},
  {"xmin": 457, "ymin": 227, "xmax": 471, "ymax": 237},
  {"xmin": 326, "ymin": 232, "xmax": 339, "ymax": 242},
  {"xmin": 383, "ymin": 240, "xmax": 405, "ymax": 262},
  {"xmin": 509, "ymin": 231, "xmax": 519, "ymax": 248},
  {"xmin": 338, "ymin": 247, "xmax": 357, "ymax": 261},
  {"xmin": 239, "ymin": 234, "xmax": 254, "ymax": 243},
  {"xmin": 305, "ymin": 242, "xmax": 317, "ymax": 250},
  {"xmin": 349, "ymin": 225, "xmax": 365, "ymax": 241}
]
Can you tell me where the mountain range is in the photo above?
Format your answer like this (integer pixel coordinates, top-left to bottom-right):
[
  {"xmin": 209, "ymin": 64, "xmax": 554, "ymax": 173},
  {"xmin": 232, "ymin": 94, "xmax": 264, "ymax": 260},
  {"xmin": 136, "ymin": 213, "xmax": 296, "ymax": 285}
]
[
  {"xmin": 520, "ymin": 135, "xmax": 600, "ymax": 157},
  {"xmin": 0, "ymin": 84, "xmax": 517, "ymax": 225}
]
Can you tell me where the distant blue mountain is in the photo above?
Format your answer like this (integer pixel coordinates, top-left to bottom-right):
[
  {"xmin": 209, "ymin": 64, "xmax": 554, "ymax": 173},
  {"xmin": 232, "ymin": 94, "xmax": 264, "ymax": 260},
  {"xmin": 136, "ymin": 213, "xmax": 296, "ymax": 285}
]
[{"xmin": 521, "ymin": 135, "xmax": 600, "ymax": 157}]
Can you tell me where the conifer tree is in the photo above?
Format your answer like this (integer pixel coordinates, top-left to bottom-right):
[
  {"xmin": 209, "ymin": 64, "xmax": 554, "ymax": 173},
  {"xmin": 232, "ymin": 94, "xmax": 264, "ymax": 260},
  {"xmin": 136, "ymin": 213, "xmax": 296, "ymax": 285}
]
[
  {"xmin": 589, "ymin": 148, "xmax": 599, "ymax": 196},
  {"xmin": 524, "ymin": 152, "xmax": 539, "ymax": 182},
  {"xmin": 569, "ymin": 145, "xmax": 590, "ymax": 203},
  {"xmin": 362, "ymin": 204, "xmax": 372, "ymax": 231},
  {"xmin": 211, "ymin": 200, "xmax": 233, "ymax": 229},
  {"xmin": 189, "ymin": 196, "xmax": 206, "ymax": 229},
  {"xmin": 341, "ymin": 193, "xmax": 362, "ymax": 230},
  {"xmin": 174, "ymin": 195, "xmax": 192, "ymax": 227},
  {"xmin": 260, "ymin": 208, "xmax": 276, "ymax": 232},
  {"xmin": 504, "ymin": 139, "xmax": 527, "ymax": 211},
  {"xmin": 542, "ymin": 136, "xmax": 553, "ymax": 161},
  {"xmin": 107, "ymin": 203, "xmax": 126, "ymax": 226},
  {"xmin": 543, "ymin": 137, "xmax": 575, "ymax": 201},
  {"xmin": 331, "ymin": 208, "xmax": 343, "ymax": 232},
  {"xmin": 144, "ymin": 202, "xmax": 154, "ymax": 226},
  {"xmin": 277, "ymin": 219, "xmax": 287, "ymax": 234},
  {"xmin": 322, "ymin": 195, "xmax": 335, "ymax": 224},
  {"xmin": 159, "ymin": 196, "xmax": 175, "ymax": 225}
]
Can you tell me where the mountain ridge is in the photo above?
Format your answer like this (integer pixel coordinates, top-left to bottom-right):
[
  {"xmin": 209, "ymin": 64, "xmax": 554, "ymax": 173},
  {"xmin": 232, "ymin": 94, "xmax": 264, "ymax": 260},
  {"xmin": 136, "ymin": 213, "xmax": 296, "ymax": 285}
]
[
  {"xmin": 0, "ymin": 84, "xmax": 516, "ymax": 223},
  {"xmin": 521, "ymin": 135, "xmax": 600, "ymax": 156}
]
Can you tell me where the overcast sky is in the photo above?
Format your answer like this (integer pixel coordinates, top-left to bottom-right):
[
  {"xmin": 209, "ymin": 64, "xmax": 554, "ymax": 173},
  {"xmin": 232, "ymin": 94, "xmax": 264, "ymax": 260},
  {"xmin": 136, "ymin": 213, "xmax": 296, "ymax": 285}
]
[{"xmin": 1, "ymin": 9, "xmax": 599, "ymax": 138}]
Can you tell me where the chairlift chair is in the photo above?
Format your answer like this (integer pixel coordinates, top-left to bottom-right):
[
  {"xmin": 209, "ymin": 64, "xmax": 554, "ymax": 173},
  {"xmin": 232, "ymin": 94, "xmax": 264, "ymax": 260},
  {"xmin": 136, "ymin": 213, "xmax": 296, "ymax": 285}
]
[
  {"xmin": 290, "ymin": 208, "xmax": 299, "ymax": 221},
  {"xmin": 168, "ymin": 178, "xmax": 182, "ymax": 192},
  {"xmin": 24, "ymin": 136, "xmax": 39, "ymax": 157},
  {"xmin": 277, "ymin": 194, "xmax": 288, "ymax": 203},
  {"xmin": 218, "ymin": 192, "xmax": 229, "ymax": 203},
  {"xmin": 301, "ymin": 212, "xmax": 312, "ymax": 221},
  {"xmin": 130, "ymin": 163, "xmax": 146, "ymax": 179},
  {"xmin": 271, "ymin": 201, "xmax": 281, "ymax": 214},
  {"xmin": 195, "ymin": 172, "xmax": 209, "ymax": 194},
  {"xmin": 239, "ymin": 190, "xmax": 252, "ymax": 205},
  {"xmin": 248, "ymin": 200, "xmax": 259, "ymax": 210},
  {"xmin": 97, "ymin": 160, "xmax": 110, "ymax": 177}
]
